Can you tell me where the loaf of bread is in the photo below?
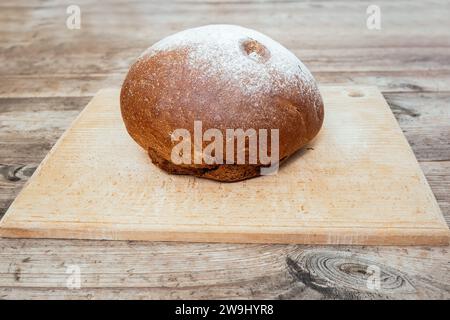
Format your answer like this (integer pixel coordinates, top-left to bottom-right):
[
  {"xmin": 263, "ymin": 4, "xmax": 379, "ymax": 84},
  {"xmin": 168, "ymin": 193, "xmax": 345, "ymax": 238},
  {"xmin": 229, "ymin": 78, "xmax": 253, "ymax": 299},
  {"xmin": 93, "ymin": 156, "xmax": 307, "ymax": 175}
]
[{"xmin": 120, "ymin": 25, "xmax": 324, "ymax": 182}]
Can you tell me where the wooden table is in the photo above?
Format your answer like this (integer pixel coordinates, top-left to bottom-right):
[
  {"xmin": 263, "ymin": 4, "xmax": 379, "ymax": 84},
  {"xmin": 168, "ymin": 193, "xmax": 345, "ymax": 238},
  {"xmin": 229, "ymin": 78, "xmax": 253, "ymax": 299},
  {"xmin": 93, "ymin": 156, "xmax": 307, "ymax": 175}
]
[{"xmin": 0, "ymin": 0, "xmax": 449, "ymax": 299}]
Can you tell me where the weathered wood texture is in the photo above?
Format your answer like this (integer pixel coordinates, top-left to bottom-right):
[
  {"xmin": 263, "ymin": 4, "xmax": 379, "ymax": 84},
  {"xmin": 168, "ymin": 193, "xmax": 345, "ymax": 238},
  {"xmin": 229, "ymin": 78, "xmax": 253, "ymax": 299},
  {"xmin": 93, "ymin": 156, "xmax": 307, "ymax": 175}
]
[
  {"xmin": 0, "ymin": 0, "xmax": 449, "ymax": 299},
  {"xmin": 1, "ymin": 0, "xmax": 450, "ymax": 97},
  {"xmin": 0, "ymin": 239, "xmax": 449, "ymax": 300}
]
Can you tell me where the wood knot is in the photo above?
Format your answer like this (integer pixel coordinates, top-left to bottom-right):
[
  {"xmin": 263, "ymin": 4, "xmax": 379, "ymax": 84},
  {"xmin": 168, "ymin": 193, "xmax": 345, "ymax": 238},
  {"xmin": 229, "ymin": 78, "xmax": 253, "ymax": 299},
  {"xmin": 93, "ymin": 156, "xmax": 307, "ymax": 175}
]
[
  {"xmin": 0, "ymin": 164, "xmax": 36, "ymax": 182},
  {"xmin": 286, "ymin": 250, "xmax": 415, "ymax": 299},
  {"xmin": 240, "ymin": 38, "xmax": 270, "ymax": 63}
]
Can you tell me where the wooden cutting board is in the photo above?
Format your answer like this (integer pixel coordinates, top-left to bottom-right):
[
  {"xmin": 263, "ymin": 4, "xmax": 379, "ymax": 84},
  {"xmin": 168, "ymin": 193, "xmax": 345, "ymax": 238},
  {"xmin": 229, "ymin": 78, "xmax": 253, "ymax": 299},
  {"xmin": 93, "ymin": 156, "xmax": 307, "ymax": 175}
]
[{"xmin": 0, "ymin": 86, "xmax": 448, "ymax": 245}]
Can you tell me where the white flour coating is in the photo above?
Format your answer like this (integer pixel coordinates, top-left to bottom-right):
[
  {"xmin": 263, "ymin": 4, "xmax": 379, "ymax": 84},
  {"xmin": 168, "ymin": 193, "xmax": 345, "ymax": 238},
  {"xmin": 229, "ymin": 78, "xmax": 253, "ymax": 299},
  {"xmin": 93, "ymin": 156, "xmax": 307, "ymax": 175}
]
[{"xmin": 140, "ymin": 25, "xmax": 318, "ymax": 101}]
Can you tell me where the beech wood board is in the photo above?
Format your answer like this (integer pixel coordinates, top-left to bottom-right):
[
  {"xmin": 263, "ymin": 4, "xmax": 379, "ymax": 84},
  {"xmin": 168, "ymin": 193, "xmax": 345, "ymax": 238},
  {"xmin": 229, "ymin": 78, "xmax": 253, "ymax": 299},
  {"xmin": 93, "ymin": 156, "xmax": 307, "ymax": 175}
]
[{"xmin": 0, "ymin": 86, "xmax": 448, "ymax": 245}]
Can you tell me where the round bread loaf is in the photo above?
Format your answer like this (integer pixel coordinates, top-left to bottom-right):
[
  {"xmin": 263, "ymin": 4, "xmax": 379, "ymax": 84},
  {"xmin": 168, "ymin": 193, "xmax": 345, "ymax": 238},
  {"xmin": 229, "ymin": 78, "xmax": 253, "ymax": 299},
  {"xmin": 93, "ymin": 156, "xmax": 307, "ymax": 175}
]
[{"xmin": 120, "ymin": 25, "xmax": 324, "ymax": 182}]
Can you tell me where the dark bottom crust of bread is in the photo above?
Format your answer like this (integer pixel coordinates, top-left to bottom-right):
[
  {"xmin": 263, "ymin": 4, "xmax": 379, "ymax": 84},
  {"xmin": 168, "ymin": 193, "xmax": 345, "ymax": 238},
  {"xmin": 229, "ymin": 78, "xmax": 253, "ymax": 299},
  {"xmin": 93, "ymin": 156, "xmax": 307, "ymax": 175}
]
[{"xmin": 147, "ymin": 147, "xmax": 262, "ymax": 182}]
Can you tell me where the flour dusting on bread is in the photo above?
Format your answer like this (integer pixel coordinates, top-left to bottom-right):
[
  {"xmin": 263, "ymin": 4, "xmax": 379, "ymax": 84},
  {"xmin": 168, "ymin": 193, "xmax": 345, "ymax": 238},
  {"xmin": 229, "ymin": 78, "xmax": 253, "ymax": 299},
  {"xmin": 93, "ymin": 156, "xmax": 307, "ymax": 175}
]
[{"xmin": 140, "ymin": 25, "xmax": 317, "ymax": 99}]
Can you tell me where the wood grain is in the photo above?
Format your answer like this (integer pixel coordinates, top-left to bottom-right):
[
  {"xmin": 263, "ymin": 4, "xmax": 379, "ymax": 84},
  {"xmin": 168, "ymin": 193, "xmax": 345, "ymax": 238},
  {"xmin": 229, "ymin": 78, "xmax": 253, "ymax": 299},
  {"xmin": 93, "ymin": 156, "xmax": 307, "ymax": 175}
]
[
  {"xmin": 0, "ymin": 239, "xmax": 448, "ymax": 299},
  {"xmin": 386, "ymin": 92, "xmax": 450, "ymax": 161},
  {"xmin": 1, "ymin": 1, "xmax": 449, "ymax": 97},
  {"xmin": 0, "ymin": 0, "xmax": 449, "ymax": 299},
  {"xmin": 1, "ymin": 87, "xmax": 448, "ymax": 245}
]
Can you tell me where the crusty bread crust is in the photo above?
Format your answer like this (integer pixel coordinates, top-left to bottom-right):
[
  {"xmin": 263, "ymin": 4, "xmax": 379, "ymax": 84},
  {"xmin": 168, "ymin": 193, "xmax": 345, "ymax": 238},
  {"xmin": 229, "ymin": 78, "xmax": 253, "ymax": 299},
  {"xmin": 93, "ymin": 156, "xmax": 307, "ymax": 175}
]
[{"xmin": 120, "ymin": 25, "xmax": 324, "ymax": 182}]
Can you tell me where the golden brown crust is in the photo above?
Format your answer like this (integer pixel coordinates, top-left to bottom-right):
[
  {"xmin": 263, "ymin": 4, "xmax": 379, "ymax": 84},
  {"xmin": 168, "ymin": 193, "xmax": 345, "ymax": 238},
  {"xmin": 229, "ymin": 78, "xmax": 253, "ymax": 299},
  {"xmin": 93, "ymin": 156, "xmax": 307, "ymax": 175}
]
[{"xmin": 120, "ymin": 25, "xmax": 324, "ymax": 182}]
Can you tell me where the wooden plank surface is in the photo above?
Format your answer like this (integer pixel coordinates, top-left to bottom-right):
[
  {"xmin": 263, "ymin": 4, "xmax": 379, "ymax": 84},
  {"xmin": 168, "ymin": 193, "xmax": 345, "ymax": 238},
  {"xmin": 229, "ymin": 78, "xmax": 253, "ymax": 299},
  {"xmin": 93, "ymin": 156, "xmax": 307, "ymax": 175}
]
[
  {"xmin": 0, "ymin": 0, "xmax": 449, "ymax": 299},
  {"xmin": 0, "ymin": 239, "xmax": 448, "ymax": 300},
  {"xmin": 1, "ymin": 1, "xmax": 450, "ymax": 97},
  {"xmin": 1, "ymin": 87, "xmax": 448, "ymax": 245}
]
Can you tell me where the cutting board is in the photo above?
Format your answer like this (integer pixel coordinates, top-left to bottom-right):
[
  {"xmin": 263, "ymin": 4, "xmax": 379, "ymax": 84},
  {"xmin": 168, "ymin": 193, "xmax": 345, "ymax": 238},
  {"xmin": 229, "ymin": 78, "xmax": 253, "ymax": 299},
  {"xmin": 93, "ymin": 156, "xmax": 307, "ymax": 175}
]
[{"xmin": 0, "ymin": 86, "xmax": 448, "ymax": 245}]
